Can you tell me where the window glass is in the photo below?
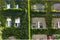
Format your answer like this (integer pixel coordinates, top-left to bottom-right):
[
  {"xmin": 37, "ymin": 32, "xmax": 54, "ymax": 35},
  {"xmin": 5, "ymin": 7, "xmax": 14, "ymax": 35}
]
[
  {"xmin": 32, "ymin": 4, "xmax": 45, "ymax": 10},
  {"xmin": 52, "ymin": 3, "xmax": 60, "ymax": 10},
  {"xmin": 52, "ymin": 18, "xmax": 60, "ymax": 28},
  {"xmin": 15, "ymin": 18, "xmax": 20, "ymax": 26},
  {"xmin": 40, "ymin": 23, "xmax": 43, "ymax": 28}
]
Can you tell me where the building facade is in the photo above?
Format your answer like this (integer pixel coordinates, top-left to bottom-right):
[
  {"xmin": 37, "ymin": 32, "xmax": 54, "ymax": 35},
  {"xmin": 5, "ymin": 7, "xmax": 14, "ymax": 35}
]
[
  {"xmin": 0, "ymin": 0, "xmax": 60, "ymax": 40},
  {"xmin": 31, "ymin": 0, "xmax": 60, "ymax": 40}
]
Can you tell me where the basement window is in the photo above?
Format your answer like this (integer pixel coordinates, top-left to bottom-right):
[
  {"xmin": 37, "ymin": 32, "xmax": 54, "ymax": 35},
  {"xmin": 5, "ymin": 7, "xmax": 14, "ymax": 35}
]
[{"xmin": 52, "ymin": 18, "xmax": 60, "ymax": 28}]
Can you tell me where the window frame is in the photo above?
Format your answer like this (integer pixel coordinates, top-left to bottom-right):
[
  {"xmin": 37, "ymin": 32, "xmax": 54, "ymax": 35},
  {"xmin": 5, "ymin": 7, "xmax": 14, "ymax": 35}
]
[
  {"xmin": 6, "ymin": 18, "xmax": 11, "ymax": 27},
  {"xmin": 31, "ymin": 4, "xmax": 45, "ymax": 10},
  {"xmin": 6, "ymin": 3, "xmax": 10, "ymax": 9},
  {"xmin": 14, "ymin": 18, "xmax": 20, "ymax": 27}
]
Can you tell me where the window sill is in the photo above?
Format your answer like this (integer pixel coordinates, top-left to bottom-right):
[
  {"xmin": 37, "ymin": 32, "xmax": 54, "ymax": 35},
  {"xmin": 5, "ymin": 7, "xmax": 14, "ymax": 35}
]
[
  {"xmin": 31, "ymin": 28, "xmax": 47, "ymax": 30},
  {"xmin": 3, "ymin": 8, "xmax": 23, "ymax": 11},
  {"xmin": 51, "ymin": 10, "xmax": 60, "ymax": 12},
  {"xmin": 31, "ymin": 10, "xmax": 46, "ymax": 12},
  {"xmin": 52, "ymin": 28, "xmax": 60, "ymax": 29}
]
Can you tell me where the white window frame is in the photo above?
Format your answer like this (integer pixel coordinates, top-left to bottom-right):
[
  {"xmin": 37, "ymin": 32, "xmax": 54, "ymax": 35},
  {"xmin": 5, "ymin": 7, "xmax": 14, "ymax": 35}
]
[
  {"xmin": 38, "ymin": 21, "xmax": 40, "ymax": 28},
  {"xmin": 6, "ymin": 18, "xmax": 11, "ymax": 27},
  {"xmin": 16, "ymin": 4, "xmax": 19, "ymax": 9},
  {"xmin": 7, "ymin": 4, "xmax": 10, "ymax": 9},
  {"xmin": 15, "ymin": 18, "xmax": 20, "ymax": 27},
  {"xmin": 32, "ymin": 23, "xmax": 36, "ymax": 28},
  {"xmin": 57, "ymin": 21, "xmax": 60, "ymax": 28},
  {"xmin": 32, "ymin": 4, "xmax": 45, "ymax": 10},
  {"xmin": 38, "ymin": 21, "xmax": 43, "ymax": 28}
]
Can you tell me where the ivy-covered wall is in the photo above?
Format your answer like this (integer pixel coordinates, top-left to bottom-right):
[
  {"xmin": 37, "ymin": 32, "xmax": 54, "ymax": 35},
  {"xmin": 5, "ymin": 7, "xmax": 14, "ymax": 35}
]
[
  {"xmin": 1, "ymin": 0, "xmax": 60, "ymax": 40},
  {"xmin": 30, "ymin": 0, "xmax": 60, "ymax": 38},
  {"xmin": 2, "ymin": 9, "xmax": 28, "ymax": 39}
]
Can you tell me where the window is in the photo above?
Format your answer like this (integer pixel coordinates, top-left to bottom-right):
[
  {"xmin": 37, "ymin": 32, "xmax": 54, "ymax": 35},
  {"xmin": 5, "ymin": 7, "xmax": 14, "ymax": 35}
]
[
  {"xmin": 38, "ymin": 22, "xmax": 43, "ymax": 28},
  {"xmin": 55, "ymin": 23, "xmax": 58, "ymax": 28},
  {"xmin": 7, "ymin": 4, "xmax": 10, "ymax": 9},
  {"xmin": 16, "ymin": 4, "xmax": 19, "ymax": 8},
  {"xmin": 6, "ymin": 18, "xmax": 11, "ymax": 27},
  {"xmin": 52, "ymin": 18, "xmax": 60, "ymax": 28},
  {"xmin": 32, "ymin": 4, "xmax": 45, "ymax": 10},
  {"xmin": 32, "ymin": 23, "xmax": 36, "ymax": 28},
  {"xmin": 57, "ymin": 22, "xmax": 60, "ymax": 28},
  {"xmin": 32, "ymin": 5, "xmax": 37, "ymax": 10},
  {"xmin": 52, "ymin": 3, "xmax": 60, "ymax": 10},
  {"xmin": 15, "ymin": 18, "xmax": 20, "ymax": 27},
  {"xmin": 32, "ymin": 18, "xmax": 46, "ymax": 28}
]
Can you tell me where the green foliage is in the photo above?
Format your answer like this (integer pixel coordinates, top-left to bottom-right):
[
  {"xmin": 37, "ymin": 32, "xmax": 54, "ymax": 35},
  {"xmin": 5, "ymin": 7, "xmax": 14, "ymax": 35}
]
[
  {"xmin": 30, "ymin": 1, "xmax": 60, "ymax": 37},
  {"xmin": 31, "ymin": 11, "xmax": 46, "ymax": 17},
  {"xmin": 31, "ymin": 29, "xmax": 60, "ymax": 35},
  {"xmin": 2, "ymin": 9, "xmax": 28, "ymax": 39},
  {"xmin": 2, "ymin": 27, "xmax": 28, "ymax": 39},
  {"xmin": 10, "ymin": 0, "xmax": 15, "ymax": 8}
]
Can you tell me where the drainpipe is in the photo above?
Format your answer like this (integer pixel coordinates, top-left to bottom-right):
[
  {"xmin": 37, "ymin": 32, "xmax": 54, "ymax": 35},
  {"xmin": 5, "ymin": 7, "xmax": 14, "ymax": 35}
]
[{"xmin": 28, "ymin": 0, "xmax": 31, "ymax": 40}]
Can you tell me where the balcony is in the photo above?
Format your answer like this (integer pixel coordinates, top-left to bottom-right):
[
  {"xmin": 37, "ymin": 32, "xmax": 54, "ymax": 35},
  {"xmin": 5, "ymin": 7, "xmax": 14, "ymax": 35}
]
[{"xmin": 6, "ymin": 17, "xmax": 20, "ymax": 28}]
